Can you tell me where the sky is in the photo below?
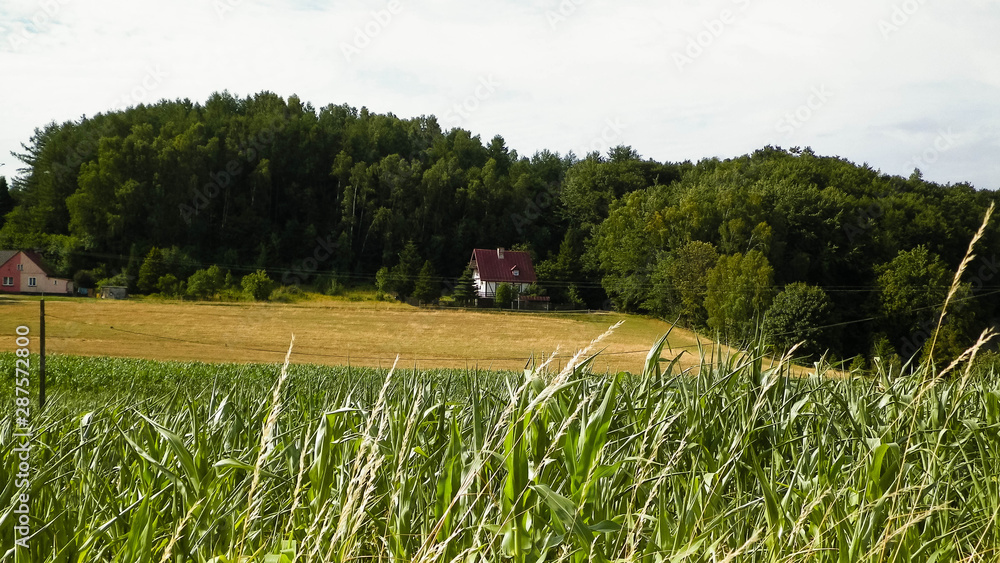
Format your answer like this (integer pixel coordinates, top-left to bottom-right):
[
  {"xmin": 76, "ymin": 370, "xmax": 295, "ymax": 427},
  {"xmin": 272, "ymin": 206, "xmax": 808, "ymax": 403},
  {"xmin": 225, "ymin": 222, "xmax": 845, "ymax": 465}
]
[{"xmin": 1, "ymin": 0, "xmax": 999, "ymax": 189}]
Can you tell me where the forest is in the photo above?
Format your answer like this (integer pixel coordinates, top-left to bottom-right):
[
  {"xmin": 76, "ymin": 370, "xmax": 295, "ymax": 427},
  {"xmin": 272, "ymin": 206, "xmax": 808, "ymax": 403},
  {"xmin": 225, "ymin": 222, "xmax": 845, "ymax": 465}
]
[{"xmin": 2, "ymin": 90, "xmax": 998, "ymax": 365}]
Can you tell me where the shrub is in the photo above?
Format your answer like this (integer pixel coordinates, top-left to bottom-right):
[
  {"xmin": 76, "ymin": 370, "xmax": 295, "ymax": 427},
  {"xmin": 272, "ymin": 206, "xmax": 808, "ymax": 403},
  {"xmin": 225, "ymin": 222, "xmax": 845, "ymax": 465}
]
[
  {"xmin": 494, "ymin": 283, "xmax": 514, "ymax": 308},
  {"xmin": 242, "ymin": 269, "xmax": 275, "ymax": 301},
  {"xmin": 269, "ymin": 285, "xmax": 303, "ymax": 303},
  {"xmin": 186, "ymin": 265, "xmax": 226, "ymax": 300},
  {"xmin": 156, "ymin": 274, "xmax": 183, "ymax": 297},
  {"xmin": 324, "ymin": 277, "xmax": 345, "ymax": 296}
]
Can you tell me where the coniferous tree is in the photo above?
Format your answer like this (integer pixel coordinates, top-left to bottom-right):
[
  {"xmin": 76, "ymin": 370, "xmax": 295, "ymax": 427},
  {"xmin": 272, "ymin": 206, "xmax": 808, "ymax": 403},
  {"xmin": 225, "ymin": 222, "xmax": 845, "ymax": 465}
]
[
  {"xmin": 390, "ymin": 241, "xmax": 421, "ymax": 300},
  {"xmin": 0, "ymin": 177, "xmax": 13, "ymax": 229},
  {"xmin": 453, "ymin": 268, "xmax": 476, "ymax": 306},
  {"xmin": 412, "ymin": 260, "xmax": 439, "ymax": 304}
]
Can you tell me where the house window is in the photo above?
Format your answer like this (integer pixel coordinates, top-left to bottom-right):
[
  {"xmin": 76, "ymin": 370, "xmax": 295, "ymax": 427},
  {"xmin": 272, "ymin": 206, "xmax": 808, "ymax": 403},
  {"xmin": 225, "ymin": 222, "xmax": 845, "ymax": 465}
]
[
  {"xmin": 17, "ymin": 264, "xmax": 23, "ymax": 271},
  {"xmin": 2, "ymin": 277, "xmax": 12, "ymax": 286},
  {"xmin": 28, "ymin": 277, "xmax": 37, "ymax": 287}
]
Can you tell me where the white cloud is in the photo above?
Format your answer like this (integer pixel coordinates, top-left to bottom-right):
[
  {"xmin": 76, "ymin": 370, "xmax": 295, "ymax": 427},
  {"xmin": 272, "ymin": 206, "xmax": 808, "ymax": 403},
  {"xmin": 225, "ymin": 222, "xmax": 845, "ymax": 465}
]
[{"xmin": 0, "ymin": 0, "xmax": 997, "ymax": 188}]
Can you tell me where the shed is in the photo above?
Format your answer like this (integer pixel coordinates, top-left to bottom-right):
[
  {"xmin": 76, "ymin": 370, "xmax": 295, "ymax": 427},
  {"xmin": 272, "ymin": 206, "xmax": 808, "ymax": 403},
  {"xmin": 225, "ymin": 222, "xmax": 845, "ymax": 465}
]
[{"xmin": 100, "ymin": 286, "xmax": 129, "ymax": 300}]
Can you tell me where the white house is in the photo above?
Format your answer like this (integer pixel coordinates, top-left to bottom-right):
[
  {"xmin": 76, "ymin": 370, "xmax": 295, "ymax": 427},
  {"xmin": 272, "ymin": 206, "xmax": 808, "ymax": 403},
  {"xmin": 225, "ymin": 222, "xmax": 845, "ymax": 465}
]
[{"xmin": 468, "ymin": 248, "xmax": 537, "ymax": 298}]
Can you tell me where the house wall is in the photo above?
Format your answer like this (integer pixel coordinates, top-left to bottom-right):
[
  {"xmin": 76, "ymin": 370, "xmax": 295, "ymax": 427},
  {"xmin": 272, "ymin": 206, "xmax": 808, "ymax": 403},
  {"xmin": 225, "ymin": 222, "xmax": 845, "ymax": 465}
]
[
  {"xmin": 0, "ymin": 258, "xmax": 20, "ymax": 293},
  {"xmin": 471, "ymin": 270, "xmax": 530, "ymax": 298},
  {"xmin": 17, "ymin": 253, "xmax": 73, "ymax": 295}
]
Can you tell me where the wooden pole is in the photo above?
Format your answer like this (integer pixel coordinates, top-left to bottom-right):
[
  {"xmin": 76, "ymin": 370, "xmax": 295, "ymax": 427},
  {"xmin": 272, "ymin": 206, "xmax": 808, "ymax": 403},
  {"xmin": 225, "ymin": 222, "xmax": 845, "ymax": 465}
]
[{"xmin": 39, "ymin": 299, "xmax": 46, "ymax": 410}]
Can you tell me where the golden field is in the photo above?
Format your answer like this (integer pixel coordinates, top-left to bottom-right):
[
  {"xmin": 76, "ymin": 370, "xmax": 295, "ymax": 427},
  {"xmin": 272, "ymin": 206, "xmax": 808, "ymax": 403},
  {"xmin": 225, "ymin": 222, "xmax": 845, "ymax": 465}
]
[{"xmin": 0, "ymin": 294, "xmax": 739, "ymax": 373}]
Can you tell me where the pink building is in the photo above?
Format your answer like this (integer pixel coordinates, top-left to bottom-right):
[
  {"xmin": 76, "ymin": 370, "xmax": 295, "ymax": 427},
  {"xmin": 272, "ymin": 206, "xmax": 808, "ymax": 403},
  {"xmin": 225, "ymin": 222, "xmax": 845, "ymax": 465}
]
[{"xmin": 0, "ymin": 250, "xmax": 75, "ymax": 295}]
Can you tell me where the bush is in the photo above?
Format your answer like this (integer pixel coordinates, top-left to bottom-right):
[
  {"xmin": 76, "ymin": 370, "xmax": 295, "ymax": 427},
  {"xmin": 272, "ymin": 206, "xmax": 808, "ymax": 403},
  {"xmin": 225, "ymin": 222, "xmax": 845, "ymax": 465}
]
[
  {"xmin": 186, "ymin": 265, "xmax": 226, "ymax": 300},
  {"xmin": 494, "ymin": 283, "xmax": 514, "ymax": 308},
  {"xmin": 242, "ymin": 270, "xmax": 276, "ymax": 301},
  {"xmin": 324, "ymin": 278, "xmax": 345, "ymax": 296},
  {"xmin": 156, "ymin": 274, "xmax": 183, "ymax": 297},
  {"xmin": 96, "ymin": 271, "xmax": 132, "ymax": 291},
  {"xmin": 269, "ymin": 285, "xmax": 304, "ymax": 303},
  {"xmin": 74, "ymin": 268, "xmax": 99, "ymax": 290}
]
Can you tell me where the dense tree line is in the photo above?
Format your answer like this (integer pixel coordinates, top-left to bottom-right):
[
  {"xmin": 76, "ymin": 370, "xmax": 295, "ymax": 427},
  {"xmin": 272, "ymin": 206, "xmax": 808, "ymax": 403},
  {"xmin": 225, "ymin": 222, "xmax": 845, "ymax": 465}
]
[{"xmin": 3, "ymin": 93, "xmax": 998, "ymax": 364}]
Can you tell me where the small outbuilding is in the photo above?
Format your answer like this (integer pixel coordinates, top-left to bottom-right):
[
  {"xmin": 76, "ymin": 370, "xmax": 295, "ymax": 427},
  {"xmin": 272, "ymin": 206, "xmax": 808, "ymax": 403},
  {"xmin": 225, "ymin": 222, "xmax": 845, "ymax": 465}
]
[{"xmin": 99, "ymin": 286, "xmax": 129, "ymax": 300}]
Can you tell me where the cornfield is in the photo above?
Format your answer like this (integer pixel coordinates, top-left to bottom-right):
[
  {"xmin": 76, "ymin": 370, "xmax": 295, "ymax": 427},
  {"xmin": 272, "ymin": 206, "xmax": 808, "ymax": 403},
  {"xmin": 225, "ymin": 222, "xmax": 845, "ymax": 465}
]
[{"xmin": 2, "ymin": 329, "xmax": 1000, "ymax": 562}]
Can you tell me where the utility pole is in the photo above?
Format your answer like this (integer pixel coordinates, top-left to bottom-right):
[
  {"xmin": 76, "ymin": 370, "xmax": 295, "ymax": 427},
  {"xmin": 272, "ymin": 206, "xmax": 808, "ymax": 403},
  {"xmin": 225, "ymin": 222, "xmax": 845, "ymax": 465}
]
[{"xmin": 39, "ymin": 299, "xmax": 46, "ymax": 410}]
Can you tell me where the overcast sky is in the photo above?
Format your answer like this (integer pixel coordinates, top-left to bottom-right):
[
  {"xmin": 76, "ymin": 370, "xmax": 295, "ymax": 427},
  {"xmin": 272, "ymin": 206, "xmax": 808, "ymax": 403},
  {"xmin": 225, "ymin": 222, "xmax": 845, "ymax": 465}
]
[{"xmin": 1, "ymin": 0, "xmax": 998, "ymax": 189}]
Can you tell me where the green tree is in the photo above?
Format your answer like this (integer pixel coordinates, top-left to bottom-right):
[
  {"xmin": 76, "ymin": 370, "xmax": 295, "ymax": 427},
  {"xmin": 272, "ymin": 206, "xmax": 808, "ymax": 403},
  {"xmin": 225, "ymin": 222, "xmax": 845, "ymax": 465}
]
[
  {"xmin": 186, "ymin": 265, "xmax": 226, "ymax": 299},
  {"xmin": 242, "ymin": 269, "xmax": 275, "ymax": 301},
  {"xmin": 138, "ymin": 247, "xmax": 167, "ymax": 294},
  {"xmin": 0, "ymin": 176, "xmax": 13, "ymax": 229},
  {"xmin": 74, "ymin": 268, "xmax": 98, "ymax": 291},
  {"xmin": 412, "ymin": 261, "xmax": 439, "ymax": 304},
  {"xmin": 705, "ymin": 250, "xmax": 774, "ymax": 342},
  {"xmin": 157, "ymin": 273, "xmax": 183, "ymax": 297},
  {"xmin": 375, "ymin": 266, "xmax": 391, "ymax": 299},
  {"xmin": 494, "ymin": 283, "xmax": 514, "ymax": 308},
  {"xmin": 647, "ymin": 241, "xmax": 718, "ymax": 326},
  {"xmin": 453, "ymin": 268, "xmax": 476, "ymax": 306},
  {"xmin": 390, "ymin": 240, "xmax": 421, "ymax": 299},
  {"xmin": 876, "ymin": 246, "xmax": 952, "ymax": 359},
  {"xmin": 763, "ymin": 282, "xmax": 833, "ymax": 358}
]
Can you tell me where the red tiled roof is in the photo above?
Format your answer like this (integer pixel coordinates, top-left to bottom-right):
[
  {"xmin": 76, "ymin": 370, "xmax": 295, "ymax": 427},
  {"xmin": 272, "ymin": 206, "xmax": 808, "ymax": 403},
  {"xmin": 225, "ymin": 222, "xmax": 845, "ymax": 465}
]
[{"xmin": 470, "ymin": 249, "xmax": 537, "ymax": 284}]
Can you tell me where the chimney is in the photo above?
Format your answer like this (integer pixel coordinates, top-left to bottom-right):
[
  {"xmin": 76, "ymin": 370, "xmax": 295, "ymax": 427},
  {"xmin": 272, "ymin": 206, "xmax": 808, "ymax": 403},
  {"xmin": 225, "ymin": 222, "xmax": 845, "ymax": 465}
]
[{"xmin": 498, "ymin": 247, "xmax": 505, "ymax": 259}]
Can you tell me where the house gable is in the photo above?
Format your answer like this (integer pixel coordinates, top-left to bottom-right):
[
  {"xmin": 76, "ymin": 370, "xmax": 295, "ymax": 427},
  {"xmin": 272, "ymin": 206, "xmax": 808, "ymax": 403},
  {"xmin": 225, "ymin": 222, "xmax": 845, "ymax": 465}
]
[
  {"xmin": 0, "ymin": 250, "xmax": 74, "ymax": 295},
  {"xmin": 468, "ymin": 248, "xmax": 538, "ymax": 298}
]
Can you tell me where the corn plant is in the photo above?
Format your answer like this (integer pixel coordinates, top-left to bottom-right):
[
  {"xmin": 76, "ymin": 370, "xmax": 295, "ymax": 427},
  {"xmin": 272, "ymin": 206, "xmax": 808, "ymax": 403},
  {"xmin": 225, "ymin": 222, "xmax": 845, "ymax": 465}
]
[{"xmin": 2, "ymin": 327, "xmax": 1000, "ymax": 562}]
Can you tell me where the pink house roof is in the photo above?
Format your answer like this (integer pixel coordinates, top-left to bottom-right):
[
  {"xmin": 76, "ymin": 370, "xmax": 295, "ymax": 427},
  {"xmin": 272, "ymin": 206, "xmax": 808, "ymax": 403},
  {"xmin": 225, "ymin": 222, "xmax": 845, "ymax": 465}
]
[{"xmin": 469, "ymin": 248, "xmax": 537, "ymax": 284}]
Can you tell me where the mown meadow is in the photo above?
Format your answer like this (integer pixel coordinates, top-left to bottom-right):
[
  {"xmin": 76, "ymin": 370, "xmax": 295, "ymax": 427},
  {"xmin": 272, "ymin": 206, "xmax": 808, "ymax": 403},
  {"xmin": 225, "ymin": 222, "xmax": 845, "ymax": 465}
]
[{"xmin": 2, "ymin": 327, "xmax": 1000, "ymax": 562}]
